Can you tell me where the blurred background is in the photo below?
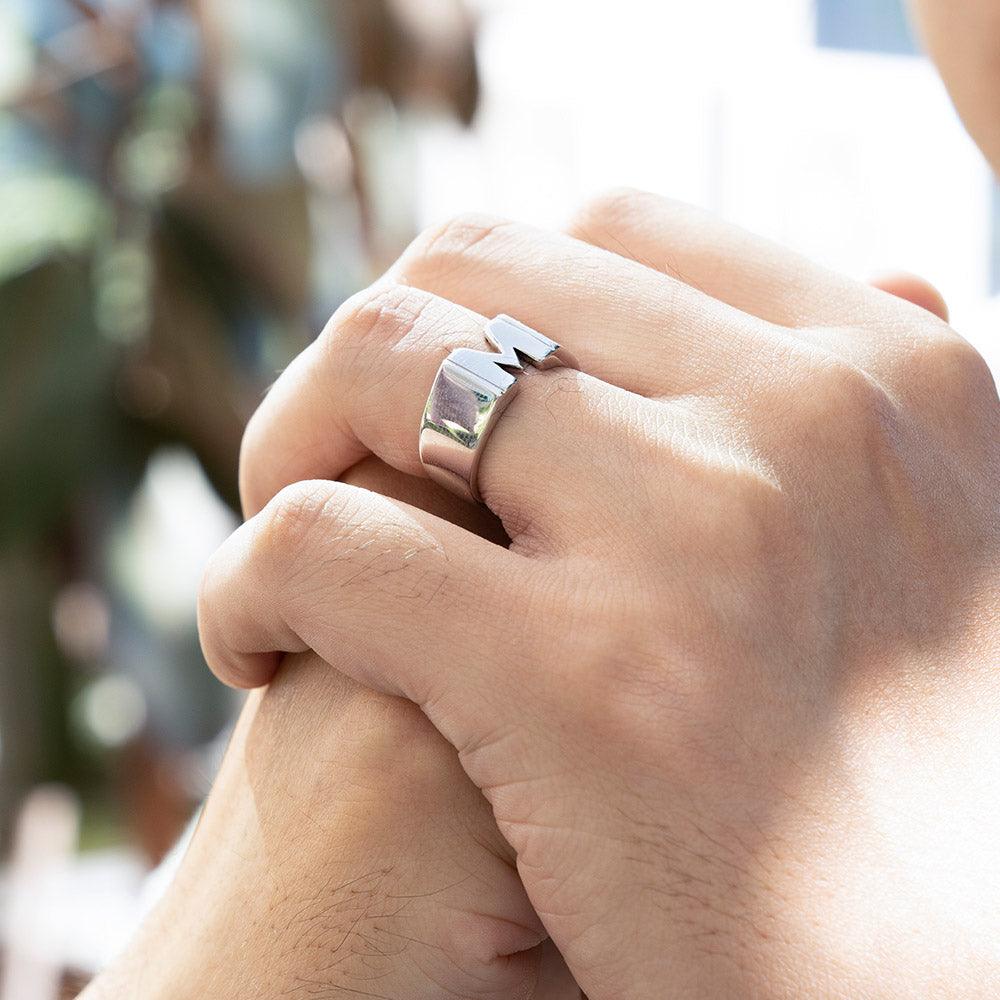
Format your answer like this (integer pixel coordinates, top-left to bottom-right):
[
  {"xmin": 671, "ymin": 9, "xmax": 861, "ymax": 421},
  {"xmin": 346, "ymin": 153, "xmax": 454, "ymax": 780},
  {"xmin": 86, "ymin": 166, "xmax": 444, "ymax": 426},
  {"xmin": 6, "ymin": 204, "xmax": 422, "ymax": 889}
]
[{"xmin": 0, "ymin": 0, "xmax": 997, "ymax": 996}]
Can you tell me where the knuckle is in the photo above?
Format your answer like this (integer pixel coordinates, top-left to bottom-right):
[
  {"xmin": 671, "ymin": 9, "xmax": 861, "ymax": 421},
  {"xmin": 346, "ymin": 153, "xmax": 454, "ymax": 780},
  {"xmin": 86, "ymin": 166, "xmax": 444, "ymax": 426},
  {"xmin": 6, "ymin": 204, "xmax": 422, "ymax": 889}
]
[
  {"xmin": 401, "ymin": 211, "xmax": 515, "ymax": 279},
  {"xmin": 252, "ymin": 479, "xmax": 350, "ymax": 582},
  {"xmin": 568, "ymin": 185, "xmax": 649, "ymax": 233},
  {"xmin": 784, "ymin": 348, "xmax": 898, "ymax": 447},
  {"xmin": 252, "ymin": 483, "xmax": 452, "ymax": 630},
  {"xmin": 322, "ymin": 280, "xmax": 434, "ymax": 361},
  {"xmin": 319, "ymin": 283, "xmax": 441, "ymax": 408},
  {"xmin": 814, "ymin": 355, "xmax": 889, "ymax": 416},
  {"xmin": 905, "ymin": 330, "xmax": 997, "ymax": 404}
]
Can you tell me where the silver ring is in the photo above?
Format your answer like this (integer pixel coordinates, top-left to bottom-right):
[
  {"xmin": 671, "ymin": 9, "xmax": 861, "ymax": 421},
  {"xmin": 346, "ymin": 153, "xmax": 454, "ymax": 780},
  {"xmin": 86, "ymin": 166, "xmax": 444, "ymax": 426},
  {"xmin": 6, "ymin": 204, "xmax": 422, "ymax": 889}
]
[{"xmin": 418, "ymin": 314, "xmax": 577, "ymax": 502}]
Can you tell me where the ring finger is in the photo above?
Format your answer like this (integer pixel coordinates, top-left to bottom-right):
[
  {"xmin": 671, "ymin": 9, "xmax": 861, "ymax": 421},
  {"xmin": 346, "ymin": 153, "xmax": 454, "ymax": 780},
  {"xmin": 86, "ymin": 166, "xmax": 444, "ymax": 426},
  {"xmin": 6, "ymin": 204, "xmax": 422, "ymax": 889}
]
[
  {"xmin": 240, "ymin": 282, "xmax": 642, "ymax": 550},
  {"xmin": 241, "ymin": 215, "xmax": 779, "ymax": 524}
]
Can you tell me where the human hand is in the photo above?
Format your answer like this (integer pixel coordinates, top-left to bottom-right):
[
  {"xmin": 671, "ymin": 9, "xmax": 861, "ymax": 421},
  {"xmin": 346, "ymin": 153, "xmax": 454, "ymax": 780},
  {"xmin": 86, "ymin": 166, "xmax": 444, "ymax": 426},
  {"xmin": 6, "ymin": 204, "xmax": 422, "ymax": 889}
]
[
  {"xmin": 82, "ymin": 459, "xmax": 578, "ymax": 1000},
  {"xmin": 199, "ymin": 190, "xmax": 1000, "ymax": 997}
]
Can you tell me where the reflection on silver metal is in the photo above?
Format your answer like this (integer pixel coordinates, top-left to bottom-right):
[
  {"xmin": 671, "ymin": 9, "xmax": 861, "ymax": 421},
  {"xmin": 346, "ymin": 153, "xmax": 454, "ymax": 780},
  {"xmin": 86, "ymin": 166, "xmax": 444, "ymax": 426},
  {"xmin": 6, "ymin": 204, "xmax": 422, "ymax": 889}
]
[{"xmin": 418, "ymin": 314, "xmax": 577, "ymax": 503}]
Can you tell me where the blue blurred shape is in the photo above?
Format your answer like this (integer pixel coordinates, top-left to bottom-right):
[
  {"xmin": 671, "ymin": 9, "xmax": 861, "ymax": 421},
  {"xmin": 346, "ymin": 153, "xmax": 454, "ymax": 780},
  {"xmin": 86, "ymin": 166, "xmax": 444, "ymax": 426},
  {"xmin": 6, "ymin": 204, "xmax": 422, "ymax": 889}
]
[{"xmin": 816, "ymin": 0, "xmax": 917, "ymax": 55}]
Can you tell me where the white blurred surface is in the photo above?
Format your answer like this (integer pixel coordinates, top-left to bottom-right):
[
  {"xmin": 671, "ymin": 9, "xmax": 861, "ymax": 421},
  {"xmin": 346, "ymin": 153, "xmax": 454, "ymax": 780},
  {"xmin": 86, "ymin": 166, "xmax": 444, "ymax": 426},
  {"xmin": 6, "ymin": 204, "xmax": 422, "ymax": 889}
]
[
  {"xmin": 416, "ymin": 0, "xmax": 998, "ymax": 377},
  {"xmin": 0, "ymin": 787, "xmax": 146, "ymax": 992}
]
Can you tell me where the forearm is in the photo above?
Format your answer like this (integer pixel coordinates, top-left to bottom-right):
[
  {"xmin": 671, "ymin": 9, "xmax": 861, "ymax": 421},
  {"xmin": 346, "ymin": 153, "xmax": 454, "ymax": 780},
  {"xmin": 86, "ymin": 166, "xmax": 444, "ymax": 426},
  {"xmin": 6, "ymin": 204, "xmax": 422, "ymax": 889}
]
[{"xmin": 82, "ymin": 652, "xmax": 574, "ymax": 1000}]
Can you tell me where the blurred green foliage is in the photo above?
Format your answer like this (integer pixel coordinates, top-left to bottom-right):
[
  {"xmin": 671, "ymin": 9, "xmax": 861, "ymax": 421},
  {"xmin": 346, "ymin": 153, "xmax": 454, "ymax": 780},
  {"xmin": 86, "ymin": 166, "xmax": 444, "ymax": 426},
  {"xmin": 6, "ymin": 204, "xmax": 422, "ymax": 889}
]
[{"xmin": 0, "ymin": 0, "xmax": 479, "ymax": 858}]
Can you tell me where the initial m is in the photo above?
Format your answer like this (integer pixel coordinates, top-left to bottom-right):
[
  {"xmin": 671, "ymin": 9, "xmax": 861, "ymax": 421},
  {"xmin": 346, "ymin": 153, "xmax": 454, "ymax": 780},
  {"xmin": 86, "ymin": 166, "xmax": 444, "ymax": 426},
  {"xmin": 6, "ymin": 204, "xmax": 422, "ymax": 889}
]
[{"xmin": 448, "ymin": 315, "xmax": 562, "ymax": 392}]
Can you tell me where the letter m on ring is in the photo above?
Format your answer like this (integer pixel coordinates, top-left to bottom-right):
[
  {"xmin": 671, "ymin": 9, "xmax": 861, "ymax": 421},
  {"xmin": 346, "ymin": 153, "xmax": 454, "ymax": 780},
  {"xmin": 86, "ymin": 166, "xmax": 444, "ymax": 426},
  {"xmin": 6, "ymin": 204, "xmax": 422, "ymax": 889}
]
[{"xmin": 448, "ymin": 315, "xmax": 562, "ymax": 392}]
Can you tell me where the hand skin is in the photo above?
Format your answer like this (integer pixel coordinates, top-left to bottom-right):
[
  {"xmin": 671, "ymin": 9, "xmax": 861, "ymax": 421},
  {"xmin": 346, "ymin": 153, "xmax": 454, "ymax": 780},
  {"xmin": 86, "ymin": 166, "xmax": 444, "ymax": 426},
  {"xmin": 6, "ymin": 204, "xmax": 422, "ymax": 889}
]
[
  {"xmin": 199, "ymin": 190, "xmax": 1000, "ymax": 998},
  {"xmin": 82, "ymin": 461, "xmax": 579, "ymax": 1000},
  {"xmin": 909, "ymin": 0, "xmax": 1000, "ymax": 176}
]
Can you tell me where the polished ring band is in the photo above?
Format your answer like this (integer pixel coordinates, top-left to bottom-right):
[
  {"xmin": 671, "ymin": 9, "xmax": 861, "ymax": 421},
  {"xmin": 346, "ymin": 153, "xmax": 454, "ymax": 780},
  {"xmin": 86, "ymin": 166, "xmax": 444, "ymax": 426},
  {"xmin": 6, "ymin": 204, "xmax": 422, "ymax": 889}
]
[{"xmin": 418, "ymin": 314, "xmax": 577, "ymax": 503}]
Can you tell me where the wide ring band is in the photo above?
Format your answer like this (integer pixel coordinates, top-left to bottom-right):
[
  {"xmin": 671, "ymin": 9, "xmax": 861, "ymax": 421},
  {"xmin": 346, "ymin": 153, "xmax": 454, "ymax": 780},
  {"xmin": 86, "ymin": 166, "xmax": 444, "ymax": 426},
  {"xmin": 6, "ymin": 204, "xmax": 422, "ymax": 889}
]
[{"xmin": 418, "ymin": 314, "xmax": 577, "ymax": 503}]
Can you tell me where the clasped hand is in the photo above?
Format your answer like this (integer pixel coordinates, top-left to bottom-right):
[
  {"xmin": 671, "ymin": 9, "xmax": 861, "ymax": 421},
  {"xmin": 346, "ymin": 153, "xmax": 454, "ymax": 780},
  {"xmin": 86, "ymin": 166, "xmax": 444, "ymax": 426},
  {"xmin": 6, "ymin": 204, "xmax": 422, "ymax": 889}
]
[{"xmin": 198, "ymin": 190, "xmax": 1000, "ymax": 998}]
